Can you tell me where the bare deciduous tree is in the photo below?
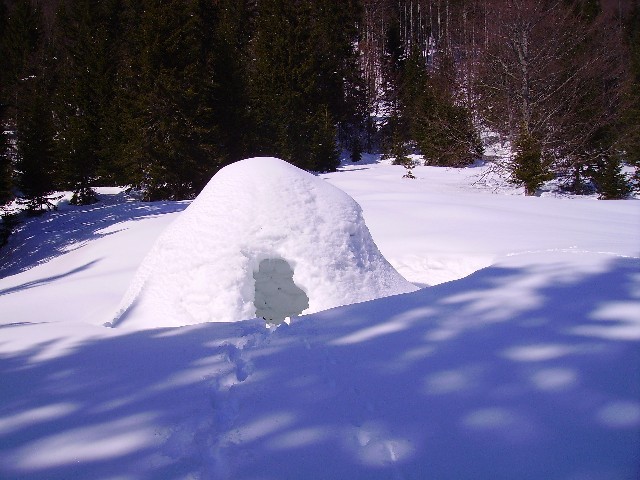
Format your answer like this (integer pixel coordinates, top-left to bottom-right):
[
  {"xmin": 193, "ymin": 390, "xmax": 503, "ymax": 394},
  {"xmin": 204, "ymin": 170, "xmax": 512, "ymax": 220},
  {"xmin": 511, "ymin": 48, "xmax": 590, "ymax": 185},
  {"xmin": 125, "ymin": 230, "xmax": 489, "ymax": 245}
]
[{"xmin": 476, "ymin": 0, "xmax": 626, "ymax": 193}]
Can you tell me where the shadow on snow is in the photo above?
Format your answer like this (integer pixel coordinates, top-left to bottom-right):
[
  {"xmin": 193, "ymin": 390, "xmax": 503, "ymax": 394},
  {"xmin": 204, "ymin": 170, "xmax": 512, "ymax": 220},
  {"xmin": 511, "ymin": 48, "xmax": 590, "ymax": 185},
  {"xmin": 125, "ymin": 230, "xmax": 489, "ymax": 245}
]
[
  {"xmin": 0, "ymin": 256, "xmax": 638, "ymax": 479},
  {"xmin": 0, "ymin": 192, "xmax": 188, "ymax": 278},
  {"xmin": 0, "ymin": 260, "xmax": 102, "ymax": 297}
]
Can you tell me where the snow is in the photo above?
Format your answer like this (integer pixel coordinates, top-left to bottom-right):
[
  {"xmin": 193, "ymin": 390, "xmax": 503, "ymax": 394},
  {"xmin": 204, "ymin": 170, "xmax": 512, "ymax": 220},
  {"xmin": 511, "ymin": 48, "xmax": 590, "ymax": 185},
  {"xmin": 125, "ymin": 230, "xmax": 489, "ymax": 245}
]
[
  {"xmin": 0, "ymin": 158, "xmax": 639, "ymax": 480},
  {"xmin": 112, "ymin": 157, "xmax": 417, "ymax": 328}
]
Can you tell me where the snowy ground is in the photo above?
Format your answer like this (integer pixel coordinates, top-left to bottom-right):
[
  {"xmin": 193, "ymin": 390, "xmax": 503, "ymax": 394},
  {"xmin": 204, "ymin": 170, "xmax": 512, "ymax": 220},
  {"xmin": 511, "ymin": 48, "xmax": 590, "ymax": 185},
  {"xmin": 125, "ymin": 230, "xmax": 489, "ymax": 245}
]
[{"xmin": 1, "ymin": 159, "xmax": 639, "ymax": 479}]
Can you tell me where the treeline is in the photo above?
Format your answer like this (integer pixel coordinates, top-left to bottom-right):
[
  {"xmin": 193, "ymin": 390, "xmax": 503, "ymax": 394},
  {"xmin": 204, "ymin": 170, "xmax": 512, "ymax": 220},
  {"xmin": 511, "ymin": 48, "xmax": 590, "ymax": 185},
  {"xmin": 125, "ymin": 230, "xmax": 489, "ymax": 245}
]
[{"xmin": 0, "ymin": 0, "xmax": 638, "ymax": 211}]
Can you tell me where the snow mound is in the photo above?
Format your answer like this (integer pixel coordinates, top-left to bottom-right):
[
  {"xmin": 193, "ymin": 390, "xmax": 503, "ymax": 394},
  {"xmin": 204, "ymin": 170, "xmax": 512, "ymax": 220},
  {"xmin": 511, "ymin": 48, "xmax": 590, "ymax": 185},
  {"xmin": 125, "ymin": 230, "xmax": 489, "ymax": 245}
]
[{"xmin": 112, "ymin": 157, "xmax": 418, "ymax": 329}]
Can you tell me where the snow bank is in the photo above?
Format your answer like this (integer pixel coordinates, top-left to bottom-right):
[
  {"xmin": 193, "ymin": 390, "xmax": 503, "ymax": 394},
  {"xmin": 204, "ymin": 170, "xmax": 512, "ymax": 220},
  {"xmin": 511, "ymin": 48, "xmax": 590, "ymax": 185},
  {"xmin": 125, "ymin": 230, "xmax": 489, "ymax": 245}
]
[
  {"xmin": 112, "ymin": 157, "xmax": 417, "ymax": 329},
  {"xmin": 1, "ymin": 157, "xmax": 639, "ymax": 480}
]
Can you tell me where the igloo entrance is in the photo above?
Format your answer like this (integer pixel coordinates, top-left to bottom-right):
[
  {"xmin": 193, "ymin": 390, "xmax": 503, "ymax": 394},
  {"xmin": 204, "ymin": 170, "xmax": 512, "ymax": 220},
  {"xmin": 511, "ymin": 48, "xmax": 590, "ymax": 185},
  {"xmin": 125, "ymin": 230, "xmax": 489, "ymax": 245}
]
[{"xmin": 253, "ymin": 258, "xmax": 309, "ymax": 324}]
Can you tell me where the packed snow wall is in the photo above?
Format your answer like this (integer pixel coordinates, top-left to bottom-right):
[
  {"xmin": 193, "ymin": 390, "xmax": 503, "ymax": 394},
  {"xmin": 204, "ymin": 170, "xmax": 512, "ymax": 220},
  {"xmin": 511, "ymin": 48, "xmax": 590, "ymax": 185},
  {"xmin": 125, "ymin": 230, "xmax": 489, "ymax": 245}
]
[{"xmin": 111, "ymin": 157, "xmax": 418, "ymax": 329}]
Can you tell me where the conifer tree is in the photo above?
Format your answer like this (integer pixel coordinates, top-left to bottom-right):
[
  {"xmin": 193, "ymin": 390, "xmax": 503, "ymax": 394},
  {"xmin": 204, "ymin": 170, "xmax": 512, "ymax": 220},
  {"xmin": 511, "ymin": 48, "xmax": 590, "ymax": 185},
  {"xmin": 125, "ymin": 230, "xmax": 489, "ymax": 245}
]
[
  {"xmin": 589, "ymin": 155, "xmax": 632, "ymax": 199},
  {"xmin": 249, "ymin": 0, "xmax": 366, "ymax": 172},
  {"xmin": 511, "ymin": 126, "xmax": 553, "ymax": 196},
  {"xmin": 309, "ymin": 0, "xmax": 365, "ymax": 151},
  {"xmin": 2, "ymin": 0, "xmax": 59, "ymax": 209},
  {"xmin": 0, "ymin": 2, "xmax": 5, "ymax": 51},
  {"xmin": 0, "ymin": 2, "xmax": 7, "ymax": 94},
  {"xmin": 53, "ymin": 0, "xmax": 123, "ymax": 204},
  {"xmin": 0, "ymin": 0, "xmax": 45, "ymax": 204},
  {"xmin": 562, "ymin": 2, "xmax": 628, "ymax": 198},
  {"xmin": 0, "ymin": 2, "xmax": 12, "ymax": 204},
  {"xmin": 209, "ymin": 0, "xmax": 254, "ymax": 163},
  {"xmin": 16, "ymin": 73, "xmax": 57, "ymax": 212},
  {"xmin": 103, "ymin": 0, "xmax": 145, "ymax": 189},
  {"xmin": 0, "ymin": 0, "xmax": 49, "ymax": 241},
  {"xmin": 569, "ymin": 0, "xmax": 601, "ymax": 22},
  {"xmin": 621, "ymin": 0, "xmax": 640, "ymax": 192},
  {"xmin": 250, "ymin": 0, "xmax": 311, "ymax": 167},
  {"xmin": 0, "ymin": 103, "xmax": 12, "ymax": 205},
  {"xmin": 0, "ymin": 0, "xmax": 42, "ymax": 90},
  {"xmin": 117, "ymin": 0, "xmax": 224, "ymax": 200},
  {"xmin": 387, "ymin": 45, "xmax": 482, "ymax": 168}
]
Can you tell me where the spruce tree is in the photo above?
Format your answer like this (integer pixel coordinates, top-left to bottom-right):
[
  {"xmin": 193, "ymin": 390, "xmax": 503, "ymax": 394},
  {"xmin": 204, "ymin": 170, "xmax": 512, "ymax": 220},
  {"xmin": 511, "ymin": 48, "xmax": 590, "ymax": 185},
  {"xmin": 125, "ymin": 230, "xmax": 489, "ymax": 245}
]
[
  {"xmin": 511, "ymin": 127, "xmax": 553, "ymax": 196},
  {"xmin": 391, "ymin": 48, "xmax": 482, "ymax": 168},
  {"xmin": 249, "ymin": 0, "xmax": 315, "ymax": 167},
  {"xmin": 53, "ymin": 0, "xmax": 123, "ymax": 205},
  {"xmin": 0, "ymin": 0, "xmax": 11, "ymax": 203},
  {"xmin": 570, "ymin": 0, "xmax": 601, "ymax": 22},
  {"xmin": 0, "ymin": 0, "xmax": 44, "ymax": 205},
  {"xmin": 16, "ymin": 76, "xmax": 57, "ymax": 213},
  {"xmin": 104, "ymin": 0, "xmax": 145, "ymax": 189},
  {"xmin": 0, "ymin": 2, "xmax": 5, "ymax": 51},
  {"xmin": 589, "ymin": 155, "xmax": 632, "ymax": 199},
  {"xmin": 117, "ymin": 0, "xmax": 224, "ymax": 200},
  {"xmin": 0, "ymin": 103, "xmax": 12, "ymax": 205},
  {"xmin": 561, "ymin": 2, "xmax": 627, "ymax": 198},
  {"xmin": 0, "ymin": 0, "xmax": 42, "ymax": 90},
  {"xmin": 249, "ymin": 0, "xmax": 365, "ymax": 172},
  {"xmin": 309, "ymin": 0, "xmax": 365, "ymax": 151},
  {"xmin": 209, "ymin": 0, "xmax": 253, "ymax": 163},
  {"xmin": 0, "ymin": 2, "xmax": 7, "ymax": 97},
  {"xmin": 621, "ymin": 1, "xmax": 640, "ymax": 192}
]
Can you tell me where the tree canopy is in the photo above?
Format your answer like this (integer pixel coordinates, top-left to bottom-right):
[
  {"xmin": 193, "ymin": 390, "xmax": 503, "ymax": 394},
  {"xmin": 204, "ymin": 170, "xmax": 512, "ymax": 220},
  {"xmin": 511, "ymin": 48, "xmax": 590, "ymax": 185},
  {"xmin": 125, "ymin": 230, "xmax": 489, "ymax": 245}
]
[{"xmin": 0, "ymin": 0, "xmax": 636, "ymax": 203}]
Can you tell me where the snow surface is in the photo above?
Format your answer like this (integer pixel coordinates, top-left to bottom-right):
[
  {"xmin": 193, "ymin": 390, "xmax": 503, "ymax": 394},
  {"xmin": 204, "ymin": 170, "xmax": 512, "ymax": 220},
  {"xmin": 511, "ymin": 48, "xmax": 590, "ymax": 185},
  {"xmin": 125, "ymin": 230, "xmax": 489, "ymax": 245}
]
[
  {"xmin": 0, "ymin": 158, "xmax": 639, "ymax": 479},
  {"xmin": 112, "ymin": 157, "xmax": 417, "ymax": 328}
]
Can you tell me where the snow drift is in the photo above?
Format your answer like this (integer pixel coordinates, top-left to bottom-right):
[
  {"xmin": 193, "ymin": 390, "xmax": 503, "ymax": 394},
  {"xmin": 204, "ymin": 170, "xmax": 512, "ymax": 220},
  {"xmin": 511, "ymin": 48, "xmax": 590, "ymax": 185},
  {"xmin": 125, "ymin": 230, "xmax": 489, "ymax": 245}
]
[
  {"xmin": 1, "ymin": 158, "xmax": 639, "ymax": 480},
  {"xmin": 112, "ymin": 157, "xmax": 417, "ymax": 329}
]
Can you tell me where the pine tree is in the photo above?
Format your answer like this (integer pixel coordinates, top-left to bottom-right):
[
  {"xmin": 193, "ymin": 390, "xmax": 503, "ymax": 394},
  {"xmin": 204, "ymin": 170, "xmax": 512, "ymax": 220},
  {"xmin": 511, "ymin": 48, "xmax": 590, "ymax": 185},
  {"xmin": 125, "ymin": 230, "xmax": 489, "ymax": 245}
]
[
  {"xmin": 0, "ymin": 0, "xmax": 45, "ymax": 205},
  {"xmin": 0, "ymin": 0, "xmax": 42, "ymax": 90},
  {"xmin": 249, "ymin": 0, "xmax": 364, "ymax": 172},
  {"xmin": 249, "ymin": 0, "xmax": 313, "ymax": 166},
  {"xmin": 53, "ymin": 0, "xmax": 123, "ymax": 205},
  {"xmin": 309, "ymin": 0, "xmax": 365, "ymax": 151},
  {"xmin": 16, "ymin": 76, "xmax": 57, "ymax": 212},
  {"xmin": 389, "ymin": 46, "xmax": 482, "ymax": 168},
  {"xmin": 209, "ymin": 0, "xmax": 254, "ymax": 163},
  {"xmin": 384, "ymin": 115, "xmax": 411, "ymax": 167},
  {"xmin": 117, "ymin": 0, "xmax": 224, "ymax": 200},
  {"xmin": 103, "ymin": 0, "xmax": 145, "ymax": 189},
  {"xmin": 621, "ymin": 1, "xmax": 640, "ymax": 192},
  {"xmin": 307, "ymin": 105, "xmax": 339, "ymax": 172},
  {"xmin": 559, "ymin": 2, "xmax": 627, "ymax": 198},
  {"xmin": 0, "ymin": 2, "xmax": 7, "ymax": 98},
  {"xmin": 0, "ymin": 0, "xmax": 11, "ymax": 203},
  {"xmin": 0, "ymin": 2, "xmax": 5, "ymax": 53},
  {"xmin": 379, "ymin": 10, "xmax": 405, "ymax": 158},
  {"xmin": 0, "ymin": 103, "xmax": 12, "ymax": 205},
  {"xmin": 589, "ymin": 155, "xmax": 632, "ymax": 199},
  {"xmin": 569, "ymin": 0, "xmax": 601, "ymax": 22},
  {"xmin": 511, "ymin": 126, "xmax": 553, "ymax": 196}
]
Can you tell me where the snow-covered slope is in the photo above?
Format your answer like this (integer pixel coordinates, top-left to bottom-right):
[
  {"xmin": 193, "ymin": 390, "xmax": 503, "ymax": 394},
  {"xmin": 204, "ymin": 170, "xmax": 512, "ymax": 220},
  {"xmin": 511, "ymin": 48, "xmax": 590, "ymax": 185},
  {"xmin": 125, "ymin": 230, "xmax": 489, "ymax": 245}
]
[{"xmin": 0, "ymin": 159, "xmax": 638, "ymax": 479}]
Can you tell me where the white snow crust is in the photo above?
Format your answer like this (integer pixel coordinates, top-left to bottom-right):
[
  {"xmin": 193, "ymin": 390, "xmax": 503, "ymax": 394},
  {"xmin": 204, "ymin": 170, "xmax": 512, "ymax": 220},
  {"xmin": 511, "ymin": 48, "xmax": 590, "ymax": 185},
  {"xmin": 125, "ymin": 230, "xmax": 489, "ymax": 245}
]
[
  {"xmin": 112, "ymin": 157, "xmax": 417, "ymax": 328},
  {"xmin": 1, "ymin": 157, "xmax": 638, "ymax": 480}
]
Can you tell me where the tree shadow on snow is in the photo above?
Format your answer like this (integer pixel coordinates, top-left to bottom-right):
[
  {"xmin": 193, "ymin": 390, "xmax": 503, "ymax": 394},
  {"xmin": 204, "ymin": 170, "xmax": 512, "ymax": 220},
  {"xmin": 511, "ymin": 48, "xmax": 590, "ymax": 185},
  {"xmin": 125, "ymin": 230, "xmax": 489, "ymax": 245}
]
[
  {"xmin": 0, "ymin": 256, "xmax": 638, "ymax": 480},
  {"xmin": 0, "ymin": 192, "xmax": 188, "ymax": 278},
  {"xmin": 0, "ymin": 320, "xmax": 264, "ymax": 480},
  {"xmin": 0, "ymin": 259, "xmax": 102, "ymax": 297},
  {"xmin": 219, "ymin": 256, "xmax": 640, "ymax": 480}
]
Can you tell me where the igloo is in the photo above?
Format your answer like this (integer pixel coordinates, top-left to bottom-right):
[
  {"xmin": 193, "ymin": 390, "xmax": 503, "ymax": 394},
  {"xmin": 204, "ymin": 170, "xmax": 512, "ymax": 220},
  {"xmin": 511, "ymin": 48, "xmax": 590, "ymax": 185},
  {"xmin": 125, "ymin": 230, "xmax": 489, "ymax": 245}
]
[{"xmin": 111, "ymin": 157, "xmax": 418, "ymax": 329}]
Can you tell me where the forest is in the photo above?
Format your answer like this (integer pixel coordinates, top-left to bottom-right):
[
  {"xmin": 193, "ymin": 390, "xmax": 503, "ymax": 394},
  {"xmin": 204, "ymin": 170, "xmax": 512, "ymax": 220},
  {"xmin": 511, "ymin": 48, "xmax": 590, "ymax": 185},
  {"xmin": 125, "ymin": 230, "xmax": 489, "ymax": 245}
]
[{"xmin": 0, "ymin": 0, "xmax": 639, "ymax": 211}]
